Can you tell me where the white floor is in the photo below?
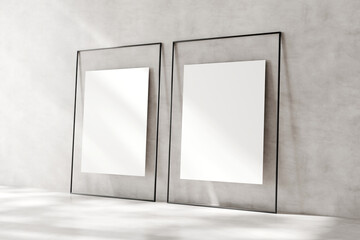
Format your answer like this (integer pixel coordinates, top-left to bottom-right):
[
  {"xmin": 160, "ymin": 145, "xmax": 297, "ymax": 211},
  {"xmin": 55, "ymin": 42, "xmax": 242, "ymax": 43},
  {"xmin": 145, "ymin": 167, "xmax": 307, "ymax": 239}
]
[{"xmin": 0, "ymin": 186, "xmax": 359, "ymax": 240}]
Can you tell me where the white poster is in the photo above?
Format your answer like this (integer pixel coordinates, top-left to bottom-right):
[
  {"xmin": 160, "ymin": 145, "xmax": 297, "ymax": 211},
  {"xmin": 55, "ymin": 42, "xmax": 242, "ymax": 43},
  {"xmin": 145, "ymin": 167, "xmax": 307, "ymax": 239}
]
[
  {"xmin": 81, "ymin": 68, "xmax": 149, "ymax": 176},
  {"xmin": 180, "ymin": 60, "xmax": 266, "ymax": 184}
]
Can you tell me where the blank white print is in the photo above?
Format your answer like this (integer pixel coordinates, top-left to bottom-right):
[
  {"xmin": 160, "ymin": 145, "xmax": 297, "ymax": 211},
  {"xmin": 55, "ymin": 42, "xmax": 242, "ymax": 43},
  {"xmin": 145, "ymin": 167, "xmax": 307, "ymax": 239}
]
[
  {"xmin": 81, "ymin": 68, "xmax": 149, "ymax": 176},
  {"xmin": 180, "ymin": 60, "xmax": 266, "ymax": 184}
]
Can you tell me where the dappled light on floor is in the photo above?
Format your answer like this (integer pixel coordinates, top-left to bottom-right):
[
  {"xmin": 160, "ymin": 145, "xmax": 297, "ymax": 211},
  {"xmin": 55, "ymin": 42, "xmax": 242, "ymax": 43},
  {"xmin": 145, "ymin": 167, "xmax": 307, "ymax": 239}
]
[{"xmin": 0, "ymin": 186, "xmax": 359, "ymax": 240}]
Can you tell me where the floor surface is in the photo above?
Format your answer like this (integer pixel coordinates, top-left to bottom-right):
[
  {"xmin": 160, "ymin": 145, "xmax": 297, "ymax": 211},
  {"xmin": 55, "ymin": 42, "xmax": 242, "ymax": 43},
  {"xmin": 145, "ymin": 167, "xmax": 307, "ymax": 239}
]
[{"xmin": 0, "ymin": 186, "xmax": 359, "ymax": 240}]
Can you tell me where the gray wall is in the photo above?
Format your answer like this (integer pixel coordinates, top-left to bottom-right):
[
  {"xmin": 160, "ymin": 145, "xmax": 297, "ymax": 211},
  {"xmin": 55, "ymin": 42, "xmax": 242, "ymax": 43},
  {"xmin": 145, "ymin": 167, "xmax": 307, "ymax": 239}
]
[{"xmin": 0, "ymin": 0, "xmax": 359, "ymax": 219}]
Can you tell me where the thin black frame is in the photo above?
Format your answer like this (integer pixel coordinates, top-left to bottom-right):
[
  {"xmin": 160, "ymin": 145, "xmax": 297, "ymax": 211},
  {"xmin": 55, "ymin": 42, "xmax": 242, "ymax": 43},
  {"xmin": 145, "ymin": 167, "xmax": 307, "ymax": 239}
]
[
  {"xmin": 167, "ymin": 32, "xmax": 282, "ymax": 213},
  {"xmin": 70, "ymin": 42, "xmax": 162, "ymax": 202}
]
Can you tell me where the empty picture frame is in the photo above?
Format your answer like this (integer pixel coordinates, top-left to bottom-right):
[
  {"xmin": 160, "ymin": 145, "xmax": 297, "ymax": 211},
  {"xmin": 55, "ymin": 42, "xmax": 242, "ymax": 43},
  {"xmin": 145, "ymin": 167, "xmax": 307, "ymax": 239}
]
[
  {"xmin": 168, "ymin": 32, "xmax": 281, "ymax": 212},
  {"xmin": 71, "ymin": 43, "xmax": 162, "ymax": 201}
]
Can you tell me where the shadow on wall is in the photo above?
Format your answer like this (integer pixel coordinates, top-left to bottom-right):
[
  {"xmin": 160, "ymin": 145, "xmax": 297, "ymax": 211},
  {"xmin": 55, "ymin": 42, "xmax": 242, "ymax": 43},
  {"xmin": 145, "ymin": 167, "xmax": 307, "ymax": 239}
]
[
  {"xmin": 277, "ymin": 34, "xmax": 305, "ymax": 214},
  {"xmin": 0, "ymin": 186, "xmax": 359, "ymax": 240}
]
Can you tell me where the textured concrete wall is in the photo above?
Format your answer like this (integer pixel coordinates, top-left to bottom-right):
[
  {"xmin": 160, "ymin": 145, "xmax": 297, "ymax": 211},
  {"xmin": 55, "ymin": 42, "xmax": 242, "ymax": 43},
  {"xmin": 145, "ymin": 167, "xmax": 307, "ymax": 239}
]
[{"xmin": 0, "ymin": 0, "xmax": 359, "ymax": 219}]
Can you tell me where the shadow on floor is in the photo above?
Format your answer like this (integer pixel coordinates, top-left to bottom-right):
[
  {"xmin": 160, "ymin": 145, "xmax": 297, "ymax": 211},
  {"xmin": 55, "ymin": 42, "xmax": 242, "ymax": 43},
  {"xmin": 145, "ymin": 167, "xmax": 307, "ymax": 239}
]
[{"xmin": 0, "ymin": 186, "xmax": 359, "ymax": 240}]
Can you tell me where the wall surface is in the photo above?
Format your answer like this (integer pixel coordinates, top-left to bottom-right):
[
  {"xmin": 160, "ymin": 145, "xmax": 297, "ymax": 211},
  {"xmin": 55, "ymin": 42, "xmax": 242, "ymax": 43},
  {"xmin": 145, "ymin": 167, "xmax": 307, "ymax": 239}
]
[{"xmin": 0, "ymin": 0, "xmax": 359, "ymax": 219}]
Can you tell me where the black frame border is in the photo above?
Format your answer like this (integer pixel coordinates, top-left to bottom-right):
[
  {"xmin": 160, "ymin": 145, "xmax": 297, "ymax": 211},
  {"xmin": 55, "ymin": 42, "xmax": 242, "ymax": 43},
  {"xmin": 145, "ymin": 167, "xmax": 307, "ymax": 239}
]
[
  {"xmin": 70, "ymin": 42, "xmax": 162, "ymax": 202},
  {"xmin": 167, "ymin": 32, "xmax": 282, "ymax": 213}
]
